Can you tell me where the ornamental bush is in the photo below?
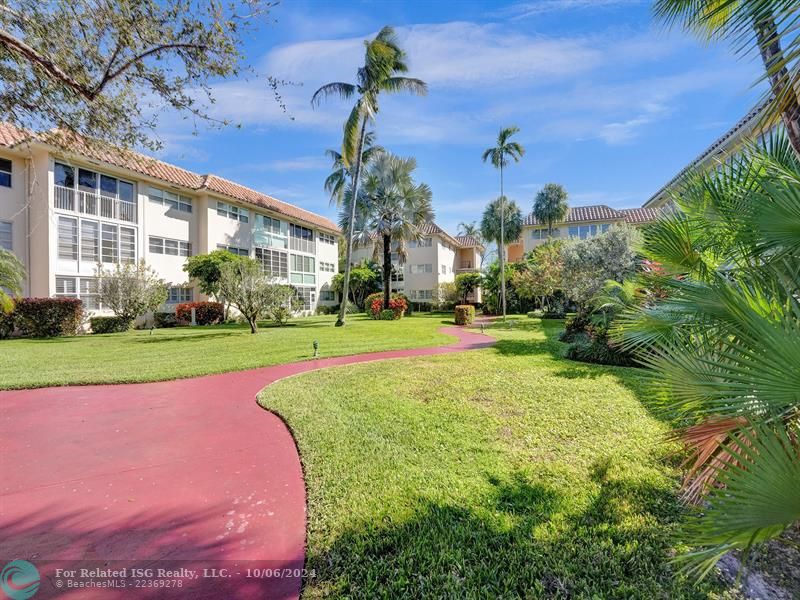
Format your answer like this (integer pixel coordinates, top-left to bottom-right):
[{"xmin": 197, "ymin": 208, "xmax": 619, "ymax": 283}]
[
  {"xmin": 154, "ymin": 312, "xmax": 188, "ymax": 328},
  {"xmin": 365, "ymin": 292, "xmax": 408, "ymax": 320},
  {"xmin": 13, "ymin": 297, "xmax": 83, "ymax": 337},
  {"xmin": 175, "ymin": 301, "xmax": 224, "ymax": 325},
  {"xmin": 454, "ymin": 304, "xmax": 475, "ymax": 326},
  {"xmin": 90, "ymin": 316, "xmax": 131, "ymax": 334}
]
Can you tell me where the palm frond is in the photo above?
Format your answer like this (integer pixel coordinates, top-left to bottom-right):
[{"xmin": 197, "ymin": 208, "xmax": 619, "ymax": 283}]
[
  {"xmin": 310, "ymin": 82, "xmax": 356, "ymax": 108},
  {"xmin": 382, "ymin": 76, "xmax": 428, "ymax": 96}
]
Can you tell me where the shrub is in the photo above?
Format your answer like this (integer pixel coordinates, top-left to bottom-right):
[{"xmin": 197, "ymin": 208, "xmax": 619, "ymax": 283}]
[
  {"xmin": 560, "ymin": 314, "xmax": 590, "ymax": 342},
  {"xmin": 175, "ymin": 301, "xmax": 224, "ymax": 325},
  {"xmin": 365, "ymin": 292, "xmax": 408, "ymax": 319},
  {"xmin": 13, "ymin": 297, "xmax": 83, "ymax": 337},
  {"xmin": 154, "ymin": 312, "xmax": 187, "ymax": 328},
  {"xmin": 454, "ymin": 304, "xmax": 475, "ymax": 326},
  {"xmin": 379, "ymin": 309, "xmax": 396, "ymax": 320},
  {"xmin": 564, "ymin": 324, "xmax": 637, "ymax": 367},
  {"xmin": 90, "ymin": 316, "xmax": 131, "ymax": 334},
  {"xmin": 527, "ymin": 309, "xmax": 544, "ymax": 318},
  {"xmin": 0, "ymin": 309, "xmax": 15, "ymax": 339}
]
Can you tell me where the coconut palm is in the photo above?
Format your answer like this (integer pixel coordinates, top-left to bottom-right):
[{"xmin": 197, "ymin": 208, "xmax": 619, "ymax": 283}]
[
  {"xmin": 533, "ymin": 183, "xmax": 569, "ymax": 236},
  {"xmin": 312, "ymin": 26, "xmax": 427, "ymax": 326},
  {"xmin": 482, "ymin": 126, "xmax": 525, "ymax": 320},
  {"xmin": 614, "ymin": 132, "xmax": 800, "ymax": 580},
  {"xmin": 480, "ymin": 196, "xmax": 522, "ymax": 314},
  {"xmin": 323, "ymin": 132, "xmax": 383, "ymax": 206},
  {"xmin": 0, "ymin": 249, "xmax": 25, "ymax": 313},
  {"xmin": 654, "ymin": 0, "xmax": 800, "ymax": 155},
  {"xmin": 341, "ymin": 153, "xmax": 433, "ymax": 309}
]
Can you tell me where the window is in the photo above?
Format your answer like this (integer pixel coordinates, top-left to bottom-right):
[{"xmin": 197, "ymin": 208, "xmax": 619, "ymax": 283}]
[
  {"xmin": 258, "ymin": 214, "xmax": 282, "ymax": 234},
  {"xmin": 78, "ymin": 168, "xmax": 97, "ymax": 193},
  {"xmin": 54, "ymin": 162, "xmax": 75, "ymax": 188},
  {"xmin": 167, "ymin": 287, "xmax": 193, "ymax": 304},
  {"xmin": 255, "ymin": 247, "xmax": 288, "ymax": 278},
  {"xmin": 408, "ymin": 237, "xmax": 432, "ymax": 249},
  {"xmin": 531, "ymin": 228, "xmax": 544, "ymax": 240},
  {"xmin": 217, "ymin": 201, "xmax": 248, "ymax": 223},
  {"xmin": 56, "ymin": 276, "xmax": 100, "ymax": 310},
  {"xmin": 568, "ymin": 226, "xmax": 579, "ymax": 238},
  {"xmin": 151, "ymin": 237, "xmax": 192, "ymax": 257},
  {"xmin": 410, "ymin": 264, "xmax": 432, "ymax": 274},
  {"xmin": 148, "ymin": 187, "xmax": 192, "ymax": 213},
  {"xmin": 55, "ymin": 276, "xmax": 77, "ymax": 295},
  {"xmin": 254, "ymin": 214, "xmax": 287, "ymax": 248},
  {"xmin": 80, "ymin": 220, "xmax": 99, "ymax": 262},
  {"xmin": 319, "ymin": 232, "xmax": 336, "ymax": 245},
  {"xmin": 289, "ymin": 224, "xmax": 314, "ymax": 253},
  {"xmin": 216, "ymin": 243, "xmax": 249, "ymax": 256},
  {"xmin": 120, "ymin": 227, "xmax": 136, "ymax": 263},
  {"xmin": 441, "ymin": 264, "xmax": 447, "ymax": 275},
  {"xmin": 102, "ymin": 223, "xmax": 118, "ymax": 263},
  {"xmin": 0, "ymin": 221, "xmax": 11, "ymax": 251},
  {"xmin": 58, "ymin": 216, "xmax": 78, "ymax": 260},
  {"xmin": 320, "ymin": 290, "xmax": 335, "ymax": 302},
  {"xmin": 0, "ymin": 158, "xmax": 11, "ymax": 187},
  {"xmin": 411, "ymin": 289, "xmax": 434, "ymax": 300},
  {"xmin": 320, "ymin": 261, "xmax": 335, "ymax": 273},
  {"xmin": 601, "ymin": 224, "xmax": 611, "ymax": 233},
  {"xmin": 294, "ymin": 287, "xmax": 315, "ymax": 310},
  {"xmin": 290, "ymin": 253, "xmax": 316, "ymax": 285}
]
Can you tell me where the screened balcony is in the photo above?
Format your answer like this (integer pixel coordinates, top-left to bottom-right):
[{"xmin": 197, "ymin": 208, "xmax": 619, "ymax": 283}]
[{"xmin": 53, "ymin": 162, "xmax": 138, "ymax": 224}]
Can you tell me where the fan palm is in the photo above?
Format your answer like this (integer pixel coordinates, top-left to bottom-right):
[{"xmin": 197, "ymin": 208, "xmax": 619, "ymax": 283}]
[
  {"xmin": 323, "ymin": 131, "xmax": 383, "ymax": 206},
  {"xmin": 533, "ymin": 183, "xmax": 569, "ymax": 236},
  {"xmin": 0, "ymin": 249, "xmax": 25, "ymax": 313},
  {"xmin": 312, "ymin": 26, "xmax": 427, "ymax": 326},
  {"xmin": 654, "ymin": 0, "xmax": 800, "ymax": 155},
  {"xmin": 341, "ymin": 153, "xmax": 433, "ymax": 309},
  {"xmin": 482, "ymin": 126, "xmax": 525, "ymax": 320},
  {"xmin": 614, "ymin": 132, "xmax": 800, "ymax": 580}
]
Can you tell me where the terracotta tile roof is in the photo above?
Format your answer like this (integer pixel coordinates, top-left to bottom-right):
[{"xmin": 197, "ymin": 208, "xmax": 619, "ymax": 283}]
[
  {"xmin": 619, "ymin": 207, "xmax": 660, "ymax": 225},
  {"xmin": 0, "ymin": 123, "xmax": 339, "ymax": 233},
  {"xmin": 455, "ymin": 234, "xmax": 484, "ymax": 249},
  {"xmin": 419, "ymin": 222, "xmax": 461, "ymax": 247},
  {"xmin": 523, "ymin": 205, "xmax": 623, "ymax": 226}
]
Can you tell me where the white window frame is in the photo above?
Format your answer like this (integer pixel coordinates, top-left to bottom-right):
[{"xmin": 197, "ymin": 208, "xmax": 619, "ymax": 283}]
[
  {"xmin": 217, "ymin": 201, "xmax": 249, "ymax": 223},
  {"xmin": 58, "ymin": 216, "xmax": 78, "ymax": 260},
  {"xmin": 216, "ymin": 243, "xmax": 249, "ymax": 256},
  {"xmin": 0, "ymin": 158, "xmax": 11, "ymax": 188},
  {"xmin": 148, "ymin": 186, "xmax": 192, "ymax": 213},
  {"xmin": 0, "ymin": 220, "xmax": 12, "ymax": 251},
  {"xmin": 255, "ymin": 247, "xmax": 288, "ymax": 278}
]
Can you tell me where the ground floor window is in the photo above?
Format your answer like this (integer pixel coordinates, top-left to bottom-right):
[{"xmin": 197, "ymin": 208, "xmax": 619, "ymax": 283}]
[
  {"xmin": 319, "ymin": 290, "xmax": 335, "ymax": 302},
  {"xmin": 217, "ymin": 243, "xmax": 249, "ymax": 256},
  {"xmin": 410, "ymin": 289, "xmax": 434, "ymax": 301},
  {"xmin": 167, "ymin": 287, "xmax": 193, "ymax": 304},
  {"xmin": 294, "ymin": 286, "xmax": 315, "ymax": 310},
  {"xmin": 255, "ymin": 247, "xmax": 288, "ymax": 278},
  {"xmin": 0, "ymin": 220, "xmax": 12, "ymax": 250},
  {"xmin": 55, "ymin": 275, "xmax": 101, "ymax": 310}
]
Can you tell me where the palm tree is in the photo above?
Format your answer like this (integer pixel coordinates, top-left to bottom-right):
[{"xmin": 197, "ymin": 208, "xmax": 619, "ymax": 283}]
[
  {"xmin": 343, "ymin": 153, "xmax": 433, "ymax": 309},
  {"xmin": 614, "ymin": 132, "xmax": 800, "ymax": 580},
  {"xmin": 323, "ymin": 131, "xmax": 383, "ymax": 206},
  {"xmin": 457, "ymin": 221, "xmax": 481, "ymax": 239},
  {"xmin": 0, "ymin": 249, "xmax": 25, "ymax": 314},
  {"xmin": 654, "ymin": 0, "xmax": 800, "ymax": 155},
  {"xmin": 312, "ymin": 26, "xmax": 427, "ymax": 326},
  {"xmin": 482, "ymin": 126, "xmax": 525, "ymax": 319},
  {"xmin": 480, "ymin": 196, "xmax": 522, "ymax": 314},
  {"xmin": 533, "ymin": 183, "xmax": 569, "ymax": 236}
]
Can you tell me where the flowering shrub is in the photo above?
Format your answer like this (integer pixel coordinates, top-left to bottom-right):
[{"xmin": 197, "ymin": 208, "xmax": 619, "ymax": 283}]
[
  {"xmin": 12, "ymin": 297, "xmax": 83, "ymax": 337},
  {"xmin": 176, "ymin": 301, "xmax": 224, "ymax": 325},
  {"xmin": 365, "ymin": 292, "xmax": 408, "ymax": 320},
  {"xmin": 454, "ymin": 304, "xmax": 475, "ymax": 326}
]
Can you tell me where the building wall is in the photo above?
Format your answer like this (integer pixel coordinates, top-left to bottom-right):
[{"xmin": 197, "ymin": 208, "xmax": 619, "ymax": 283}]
[
  {"xmin": 519, "ymin": 219, "xmax": 624, "ymax": 254},
  {"xmin": 0, "ymin": 150, "xmax": 31, "ymax": 294}
]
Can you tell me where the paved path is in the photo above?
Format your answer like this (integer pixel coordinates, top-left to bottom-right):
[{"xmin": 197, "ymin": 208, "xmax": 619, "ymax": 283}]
[{"xmin": 0, "ymin": 326, "xmax": 494, "ymax": 599}]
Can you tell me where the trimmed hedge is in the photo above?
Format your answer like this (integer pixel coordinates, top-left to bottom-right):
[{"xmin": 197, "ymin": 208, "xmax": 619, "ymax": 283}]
[
  {"xmin": 90, "ymin": 316, "xmax": 131, "ymax": 334},
  {"xmin": 13, "ymin": 297, "xmax": 83, "ymax": 337},
  {"xmin": 454, "ymin": 304, "xmax": 475, "ymax": 326},
  {"xmin": 176, "ymin": 301, "xmax": 224, "ymax": 325}
]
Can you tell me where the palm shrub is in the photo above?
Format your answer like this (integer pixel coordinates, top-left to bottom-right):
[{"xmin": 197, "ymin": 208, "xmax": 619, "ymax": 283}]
[
  {"xmin": 0, "ymin": 248, "xmax": 25, "ymax": 314},
  {"xmin": 614, "ymin": 133, "xmax": 800, "ymax": 579}
]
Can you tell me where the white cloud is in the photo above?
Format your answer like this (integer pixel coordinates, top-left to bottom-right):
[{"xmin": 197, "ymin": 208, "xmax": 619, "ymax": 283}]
[{"xmin": 496, "ymin": 0, "xmax": 644, "ymax": 20}]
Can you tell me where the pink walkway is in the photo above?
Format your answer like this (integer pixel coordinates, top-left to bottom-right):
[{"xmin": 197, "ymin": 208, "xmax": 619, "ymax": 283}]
[{"xmin": 0, "ymin": 326, "xmax": 493, "ymax": 599}]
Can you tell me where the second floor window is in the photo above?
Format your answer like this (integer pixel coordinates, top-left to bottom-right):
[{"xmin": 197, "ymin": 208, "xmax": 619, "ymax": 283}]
[
  {"xmin": 59, "ymin": 216, "xmax": 135, "ymax": 265},
  {"xmin": 0, "ymin": 158, "xmax": 11, "ymax": 187},
  {"xmin": 149, "ymin": 236, "xmax": 191, "ymax": 257},
  {"xmin": 148, "ymin": 187, "xmax": 192, "ymax": 213},
  {"xmin": 289, "ymin": 224, "xmax": 314, "ymax": 253},
  {"xmin": 410, "ymin": 264, "xmax": 432, "ymax": 274},
  {"xmin": 568, "ymin": 224, "xmax": 611, "ymax": 239},
  {"xmin": 217, "ymin": 201, "xmax": 249, "ymax": 223}
]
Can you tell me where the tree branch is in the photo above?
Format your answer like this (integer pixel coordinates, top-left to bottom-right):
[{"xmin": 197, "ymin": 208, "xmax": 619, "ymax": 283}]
[{"xmin": 99, "ymin": 42, "xmax": 209, "ymax": 93}]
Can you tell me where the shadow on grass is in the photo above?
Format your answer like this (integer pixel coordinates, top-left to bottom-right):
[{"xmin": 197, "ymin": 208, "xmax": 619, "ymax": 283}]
[
  {"xmin": 133, "ymin": 330, "xmax": 242, "ymax": 343},
  {"xmin": 307, "ymin": 466, "xmax": 704, "ymax": 599}
]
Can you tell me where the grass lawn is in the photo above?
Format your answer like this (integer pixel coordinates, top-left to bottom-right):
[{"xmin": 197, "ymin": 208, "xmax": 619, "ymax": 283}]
[
  {"xmin": 0, "ymin": 313, "xmax": 453, "ymax": 389},
  {"xmin": 259, "ymin": 318, "xmax": 721, "ymax": 599}
]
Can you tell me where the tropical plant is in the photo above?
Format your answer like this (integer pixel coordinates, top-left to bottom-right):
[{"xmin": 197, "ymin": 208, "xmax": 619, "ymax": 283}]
[
  {"xmin": 454, "ymin": 271, "xmax": 483, "ymax": 304},
  {"xmin": 323, "ymin": 132, "xmax": 384, "ymax": 205},
  {"xmin": 312, "ymin": 26, "xmax": 427, "ymax": 326},
  {"xmin": 217, "ymin": 258, "xmax": 293, "ymax": 334},
  {"xmin": 482, "ymin": 126, "xmax": 525, "ymax": 320},
  {"xmin": 653, "ymin": 0, "xmax": 800, "ymax": 155},
  {"xmin": 96, "ymin": 260, "xmax": 168, "ymax": 326},
  {"xmin": 614, "ymin": 133, "xmax": 800, "ymax": 579},
  {"xmin": 0, "ymin": 249, "xmax": 25, "ymax": 313},
  {"xmin": 343, "ymin": 152, "xmax": 433, "ymax": 310},
  {"xmin": 480, "ymin": 196, "xmax": 523, "ymax": 311},
  {"xmin": 512, "ymin": 242, "xmax": 563, "ymax": 311},
  {"xmin": 183, "ymin": 249, "xmax": 249, "ymax": 319},
  {"xmin": 330, "ymin": 260, "xmax": 381, "ymax": 309},
  {"xmin": 533, "ymin": 183, "xmax": 569, "ymax": 236}
]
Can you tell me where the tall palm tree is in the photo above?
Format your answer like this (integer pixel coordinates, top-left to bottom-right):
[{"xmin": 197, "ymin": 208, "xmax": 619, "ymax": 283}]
[
  {"xmin": 654, "ymin": 0, "xmax": 800, "ymax": 155},
  {"xmin": 312, "ymin": 26, "xmax": 427, "ymax": 326},
  {"xmin": 343, "ymin": 153, "xmax": 433, "ymax": 309},
  {"xmin": 614, "ymin": 132, "xmax": 800, "ymax": 580},
  {"xmin": 0, "ymin": 249, "xmax": 25, "ymax": 314},
  {"xmin": 533, "ymin": 183, "xmax": 569, "ymax": 236},
  {"xmin": 480, "ymin": 196, "xmax": 522, "ymax": 313},
  {"xmin": 323, "ymin": 132, "xmax": 383, "ymax": 206},
  {"xmin": 482, "ymin": 126, "xmax": 525, "ymax": 319}
]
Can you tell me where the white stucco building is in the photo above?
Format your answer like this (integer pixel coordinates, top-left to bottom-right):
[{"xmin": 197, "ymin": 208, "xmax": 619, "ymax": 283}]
[{"xmin": 0, "ymin": 123, "xmax": 340, "ymax": 315}]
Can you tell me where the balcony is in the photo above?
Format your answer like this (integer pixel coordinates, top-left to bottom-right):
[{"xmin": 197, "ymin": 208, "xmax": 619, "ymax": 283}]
[
  {"xmin": 54, "ymin": 185, "xmax": 138, "ymax": 224},
  {"xmin": 289, "ymin": 236, "xmax": 315, "ymax": 254},
  {"xmin": 456, "ymin": 260, "xmax": 478, "ymax": 273}
]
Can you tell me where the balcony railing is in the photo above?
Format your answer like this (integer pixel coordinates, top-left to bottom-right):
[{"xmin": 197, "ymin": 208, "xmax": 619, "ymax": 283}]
[
  {"xmin": 290, "ymin": 237, "xmax": 315, "ymax": 254},
  {"xmin": 54, "ymin": 185, "xmax": 138, "ymax": 224}
]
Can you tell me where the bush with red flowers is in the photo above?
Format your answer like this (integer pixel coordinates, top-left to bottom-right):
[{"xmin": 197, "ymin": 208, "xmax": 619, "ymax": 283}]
[
  {"xmin": 175, "ymin": 301, "xmax": 224, "ymax": 325},
  {"xmin": 365, "ymin": 292, "xmax": 408, "ymax": 320}
]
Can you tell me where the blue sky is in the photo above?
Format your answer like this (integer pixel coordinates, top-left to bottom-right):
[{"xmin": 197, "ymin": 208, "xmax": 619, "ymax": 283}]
[{"xmin": 154, "ymin": 0, "xmax": 766, "ymax": 235}]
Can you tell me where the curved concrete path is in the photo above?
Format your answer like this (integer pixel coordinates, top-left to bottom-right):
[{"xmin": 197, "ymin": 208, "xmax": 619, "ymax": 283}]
[{"xmin": 0, "ymin": 326, "xmax": 494, "ymax": 599}]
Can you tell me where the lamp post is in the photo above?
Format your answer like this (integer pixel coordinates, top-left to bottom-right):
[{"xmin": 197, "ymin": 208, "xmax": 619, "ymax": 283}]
[{"xmin": 313, "ymin": 340, "xmax": 319, "ymax": 358}]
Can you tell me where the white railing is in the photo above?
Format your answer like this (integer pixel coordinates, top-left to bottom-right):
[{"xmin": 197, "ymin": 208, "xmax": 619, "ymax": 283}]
[
  {"xmin": 290, "ymin": 237, "xmax": 315, "ymax": 254},
  {"xmin": 54, "ymin": 185, "xmax": 137, "ymax": 223}
]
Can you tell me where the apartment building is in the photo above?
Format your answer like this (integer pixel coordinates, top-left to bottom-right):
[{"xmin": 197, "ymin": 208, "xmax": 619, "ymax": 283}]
[
  {"xmin": 350, "ymin": 222, "xmax": 485, "ymax": 304},
  {"xmin": 0, "ymin": 123, "xmax": 340, "ymax": 314},
  {"xmin": 507, "ymin": 205, "xmax": 659, "ymax": 262}
]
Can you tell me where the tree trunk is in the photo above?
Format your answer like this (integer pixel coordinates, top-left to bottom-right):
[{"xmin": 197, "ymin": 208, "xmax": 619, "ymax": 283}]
[
  {"xmin": 754, "ymin": 13, "xmax": 800, "ymax": 156},
  {"xmin": 382, "ymin": 233, "xmax": 392, "ymax": 310},
  {"xmin": 248, "ymin": 317, "xmax": 258, "ymax": 334},
  {"xmin": 336, "ymin": 115, "xmax": 369, "ymax": 327},
  {"xmin": 499, "ymin": 164, "xmax": 506, "ymax": 321}
]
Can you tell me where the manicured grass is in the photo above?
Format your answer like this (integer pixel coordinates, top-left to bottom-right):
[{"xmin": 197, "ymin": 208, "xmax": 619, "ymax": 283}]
[
  {"xmin": 259, "ymin": 319, "xmax": 720, "ymax": 599},
  {"xmin": 0, "ymin": 313, "xmax": 453, "ymax": 389}
]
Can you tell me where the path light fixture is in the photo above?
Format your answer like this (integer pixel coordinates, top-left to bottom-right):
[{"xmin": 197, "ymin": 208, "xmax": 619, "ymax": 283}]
[
  {"xmin": 480, "ymin": 322, "xmax": 485, "ymax": 334},
  {"xmin": 313, "ymin": 340, "xmax": 319, "ymax": 357}
]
